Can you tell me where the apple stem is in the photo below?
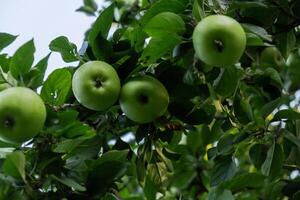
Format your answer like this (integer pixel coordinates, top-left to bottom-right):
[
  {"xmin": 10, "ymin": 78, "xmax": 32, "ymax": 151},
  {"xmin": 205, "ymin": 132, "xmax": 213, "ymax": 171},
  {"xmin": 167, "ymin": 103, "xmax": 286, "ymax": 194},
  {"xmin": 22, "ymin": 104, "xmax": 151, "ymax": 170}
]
[{"xmin": 214, "ymin": 40, "xmax": 224, "ymax": 52}]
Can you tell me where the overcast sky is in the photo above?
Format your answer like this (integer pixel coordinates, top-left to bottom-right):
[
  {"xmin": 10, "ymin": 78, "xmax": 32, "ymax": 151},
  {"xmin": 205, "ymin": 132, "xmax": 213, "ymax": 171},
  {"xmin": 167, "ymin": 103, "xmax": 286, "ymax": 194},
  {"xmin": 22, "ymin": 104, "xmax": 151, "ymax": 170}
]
[{"xmin": 0, "ymin": 0, "xmax": 104, "ymax": 76}]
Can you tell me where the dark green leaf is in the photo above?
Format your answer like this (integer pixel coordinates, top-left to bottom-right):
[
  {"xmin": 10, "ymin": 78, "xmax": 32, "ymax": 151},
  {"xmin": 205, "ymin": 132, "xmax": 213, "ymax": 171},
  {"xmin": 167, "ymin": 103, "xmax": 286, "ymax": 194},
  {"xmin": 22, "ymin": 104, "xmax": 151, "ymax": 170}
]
[
  {"xmin": 272, "ymin": 109, "xmax": 300, "ymax": 122},
  {"xmin": 261, "ymin": 143, "xmax": 284, "ymax": 177},
  {"xmin": 51, "ymin": 175, "xmax": 86, "ymax": 192},
  {"xmin": 242, "ymin": 23, "xmax": 272, "ymax": 42},
  {"xmin": 0, "ymin": 33, "xmax": 17, "ymax": 51},
  {"xmin": 211, "ymin": 156, "xmax": 237, "ymax": 186}
]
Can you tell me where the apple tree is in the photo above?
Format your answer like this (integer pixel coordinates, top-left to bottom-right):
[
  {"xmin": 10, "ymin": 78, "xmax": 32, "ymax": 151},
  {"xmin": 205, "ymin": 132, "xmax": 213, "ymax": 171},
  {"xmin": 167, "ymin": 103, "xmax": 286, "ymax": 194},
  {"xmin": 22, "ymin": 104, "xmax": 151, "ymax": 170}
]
[{"xmin": 0, "ymin": 0, "xmax": 300, "ymax": 199}]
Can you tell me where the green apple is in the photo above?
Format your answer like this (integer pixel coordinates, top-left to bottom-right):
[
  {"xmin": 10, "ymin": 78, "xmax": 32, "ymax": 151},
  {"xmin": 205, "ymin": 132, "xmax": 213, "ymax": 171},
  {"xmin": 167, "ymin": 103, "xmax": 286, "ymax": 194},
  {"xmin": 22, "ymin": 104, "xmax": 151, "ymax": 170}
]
[
  {"xmin": 286, "ymin": 51, "xmax": 300, "ymax": 85},
  {"xmin": 260, "ymin": 46, "xmax": 285, "ymax": 69},
  {"xmin": 119, "ymin": 75, "xmax": 169, "ymax": 123},
  {"xmin": 72, "ymin": 61, "xmax": 121, "ymax": 111},
  {"xmin": 0, "ymin": 87, "xmax": 46, "ymax": 144},
  {"xmin": 0, "ymin": 83, "xmax": 11, "ymax": 92},
  {"xmin": 192, "ymin": 15, "xmax": 246, "ymax": 67}
]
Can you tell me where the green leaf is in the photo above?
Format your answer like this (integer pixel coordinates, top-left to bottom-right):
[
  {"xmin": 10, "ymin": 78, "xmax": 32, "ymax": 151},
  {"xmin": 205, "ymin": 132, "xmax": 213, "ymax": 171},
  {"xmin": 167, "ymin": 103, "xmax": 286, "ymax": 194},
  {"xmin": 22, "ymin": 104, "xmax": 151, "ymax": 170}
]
[
  {"xmin": 144, "ymin": 12, "xmax": 185, "ymax": 37},
  {"xmin": 0, "ymin": 33, "xmax": 17, "ymax": 51},
  {"xmin": 25, "ymin": 53, "xmax": 50, "ymax": 88},
  {"xmin": 41, "ymin": 68, "xmax": 72, "ymax": 106},
  {"xmin": 141, "ymin": 0, "xmax": 187, "ymax": 25},
  {"xmin": 260, "ymin": 97, "xmax": 284, "ymax": 119},
  {"xmin": 144, "ymin": 174, "xmax": 158, "ymax": 200},
  {"xmin": 88, "ymin": 3, "xmax": 114, "ymax": 42},
  {"xmin": 228, "ymin": 1, "xmax": 267, "ymax": 12},
  {"xmin": 249, "ymin": 144, "xmax": 267, "ymax": 169},
  {"xmin": 9, "ymin": 39, "xmax": 35, "ymax": 78},
  {"xmin": 246, "ymin": 32, "xmax": 265, "ymax": 46},
  {"xmin": 283, "ymin": 131, "xmax": 300, "ymax": 149},
  {"xmin": 88, "ymin": 4, "xmax": 114, "ymax": 60},
  {"xmin": 2, "ymin": 151, "xmax": 26, "ymax": 182},
  {"xmin": 0, "ymin": 54, "xmax": 11, "ymax": 72},
  {"xmin": 141, "ymin": 33, "xmax": 181, "ymax": 63},
  {"xmin": 192, "ymin": 0, "xmax": 205, "ymax": 21},
  {"xmin": 214, "ymin": 66, "xmax": 241, "ymax": 97},
  {"xmin": 272, "ymin": 109, "xmax": 300, "ymax": 122},
  {"xmin": 49, "ymin": 36, "xmax": 78, "ymax": 62},
  {"xmin": 242, "ymin": 23, "xmax": 272, "ymax": 42},
  {"xmin": 55, "ymin": 122, "xmax": 96, "ymax": 138},
  {"xmin": 211, "ymin": 156, "xmax": 237, "ymax": 186},
  {"xmin": 51, "ymin": 175, "xmax": 86, "ymax": 192},
  {"xmin": 221, "ymin": 173, "xmax": 265, "ymax": 191},
  {"xmin": 261, "ymin": 143, "xmax": 284, "ymax": 177}
]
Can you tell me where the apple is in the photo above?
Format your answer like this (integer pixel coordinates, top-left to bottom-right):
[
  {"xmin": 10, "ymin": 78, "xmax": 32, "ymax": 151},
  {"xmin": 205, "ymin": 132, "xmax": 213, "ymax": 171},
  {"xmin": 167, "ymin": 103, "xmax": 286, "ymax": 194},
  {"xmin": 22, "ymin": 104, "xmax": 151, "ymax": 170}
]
[
  {"xmin": 192, "ymin": 15, "xmax": 246, "ymax": 67},
  {"xmin": 0, "ymin": 87, "xmax": 46, "ymax": 143},
  {"xmin": 260, "ymin": 46, "xmax": 285, "ymax": 69},
  {"xmin": 119, "ymin": 75, "xmax": 169, "ymax": 123},
  {"xmin": 72, "ymin": 61, "xmax": 121, "ymax": 111},
  {"xmin": 0, "ymin": 83, "xmax": 11, "ymax": 92},
  {"xmin": 286, "ymin": 51, "xmax": 300, "ymax": 85}
]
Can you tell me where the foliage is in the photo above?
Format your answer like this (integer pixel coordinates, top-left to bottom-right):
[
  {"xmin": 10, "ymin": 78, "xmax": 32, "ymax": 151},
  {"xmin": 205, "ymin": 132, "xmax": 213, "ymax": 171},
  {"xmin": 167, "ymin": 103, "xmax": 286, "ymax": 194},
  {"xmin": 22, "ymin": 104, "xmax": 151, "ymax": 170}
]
[{"xmin": 0, "ymin": 0, "xmax": 300, "ymax": 199}]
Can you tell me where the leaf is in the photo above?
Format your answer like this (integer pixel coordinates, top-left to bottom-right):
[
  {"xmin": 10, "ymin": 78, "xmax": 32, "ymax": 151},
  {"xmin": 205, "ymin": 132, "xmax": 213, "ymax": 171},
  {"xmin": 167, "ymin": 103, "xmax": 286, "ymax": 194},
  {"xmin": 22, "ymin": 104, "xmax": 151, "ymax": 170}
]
[
  {"xmin": 242, "ymin": 23, "xmax": 272, "ymax": 42},
  {"xmin": 192, "ymin": 0, "xmax": 205, "ymax": 21},
  {"xmin": 246, "ymin": 32, "xmax": 265, "ymax": 46},
  {"xmin": 261, "ymin": 143, "xmax": 284, "ymax": 177},
  {"xmin": 272, "ymin": 109, "xmax": 300, "ymax": 122},
  {"xmin": 51, "ymin": 175, "xmax": 86, "ymax": 192},
  {"xmin": 0, "ymin": 33, "xmax": 17, "ymax": 51},
  {"xmin": 25, "ymin": 53, "xmax": 50, "ymax": 88},
  {"xmin": 284, "ymin": 131, "xmax": 300, "ymax": 149},
  {"xmin": 88, "ymin": 3, "xmax": 114, "ymax": 42},
  {"xmin": 144, "ymin": 175, "xmax": 158, "ymax": 200},
  {"xmin": 55, "ymin": 122, "xmax": 96, "ymax": 138},
  {"xmin": 9, "ymin": 39, "xmax": 35, "ymax": 78},
  {"xmin": 2, "ymin": 151, "xmax": 26, "ymax": 182},
  {"xmin": 88, "ymin": 4, "xmax": 114, "ymax": 60},
  {"xmin": 211, "ymin": 156, "xmax": 237, "ymax": 186},
  {"xmin": 49, "ymin": 36, "xmax": 78, "ymax": 62},
  {"xmin": 249, "ymin": 144, "xmax": 267, "ymax": 169},
  {"xmin": 221, "ymin": 173, "xmax": 265, "ymax": 191},
  {"xmin": 144, "ymin": 12, "xmax": 185, "ymax": 37},
  {"xmin": 260, "ymin": 97, "xmax": 283, "ymax": 119},
  {"xmin": 214, "ymin": 66, "xmax": 241, "ymax": 97},
  {"xmin": 41, "ymin": 68, "xmax": 72, "ymax": 106},
  {"xmin": 228, "ymin": 1, "xmax": 267, "ymax": 12},
  {"xmin": 141, "ymin": 0, "xmax": 187, "ymax": 25},
  {"xmin": 0, "ymin": 54, "xmax": 10, "ymax": 72},
  {"xmin": 141, "ymin": 33, "xmax": 181, "ymax": 63}
]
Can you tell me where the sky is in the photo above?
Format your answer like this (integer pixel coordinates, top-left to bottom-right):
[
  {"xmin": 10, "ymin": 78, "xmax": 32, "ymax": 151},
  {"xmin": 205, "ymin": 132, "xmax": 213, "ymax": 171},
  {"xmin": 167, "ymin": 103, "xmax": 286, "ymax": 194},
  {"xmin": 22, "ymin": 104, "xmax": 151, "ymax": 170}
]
[{"xmin": 0, "ymin": 0, "xmax": 104, "ymax": 77}]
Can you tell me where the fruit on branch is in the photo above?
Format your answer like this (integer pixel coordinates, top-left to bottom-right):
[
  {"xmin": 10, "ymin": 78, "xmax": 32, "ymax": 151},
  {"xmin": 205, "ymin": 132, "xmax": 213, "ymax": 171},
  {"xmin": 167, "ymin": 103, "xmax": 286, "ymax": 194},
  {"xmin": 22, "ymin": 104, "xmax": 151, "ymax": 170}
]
[
  {"xmin": 119, "ymin": 75, "xmax": 169, "ymax": 123},
  {"xmin": 192, "ymin": 14, "xmax": 246, "ymax": 67},
  {"xmin": 0, "ymin": 87, "xmax": 46, "ymax": 143},
  {"xmin": 72, "ymin": 61, "xmax": 121, "ymax": 111},
  {"xmin": 260, "ymin": 46, "xmax": 285, "ymax": 69}
]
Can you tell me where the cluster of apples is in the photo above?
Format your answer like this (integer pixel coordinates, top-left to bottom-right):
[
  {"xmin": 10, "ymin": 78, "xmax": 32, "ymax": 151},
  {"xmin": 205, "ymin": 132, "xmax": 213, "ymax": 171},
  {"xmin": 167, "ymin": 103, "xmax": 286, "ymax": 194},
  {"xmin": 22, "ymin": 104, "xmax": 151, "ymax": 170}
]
[
  {"xmin": 72, "ymin": 61, "xmax": 169, "ymax": 124},
  {"xmin": 0, "ymin": 14, "xmax": 288, "ymax": 144}
]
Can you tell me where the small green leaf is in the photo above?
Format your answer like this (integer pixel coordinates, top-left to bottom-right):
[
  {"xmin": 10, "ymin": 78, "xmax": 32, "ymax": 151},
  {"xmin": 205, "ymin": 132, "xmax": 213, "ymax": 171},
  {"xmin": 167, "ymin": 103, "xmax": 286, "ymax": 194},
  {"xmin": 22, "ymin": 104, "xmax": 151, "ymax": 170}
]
[
  {"xmin": 41, "ymin": 68, "xmax": 72, "ymax": 106},
  {"xmin": 0, "ymin": 33, "xmax": 17, "ymax": 51},
  {"xmin": 10, "ymin": 39, "xmax": 35, "ymax": 78},
  {"xmin": 2, "ymin": 151, "xmax": 26, "ymax": 182},
  {"xmin": 246, "ymin": 32, "xmax": 265, "ymax": 46},
  {"xmin": 49, "ymin": 36, "xmax": 78, "ymax": 62},
  {"xmin": 144, "ymin": 12, "xmax": 185, "ymax": 37}
]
